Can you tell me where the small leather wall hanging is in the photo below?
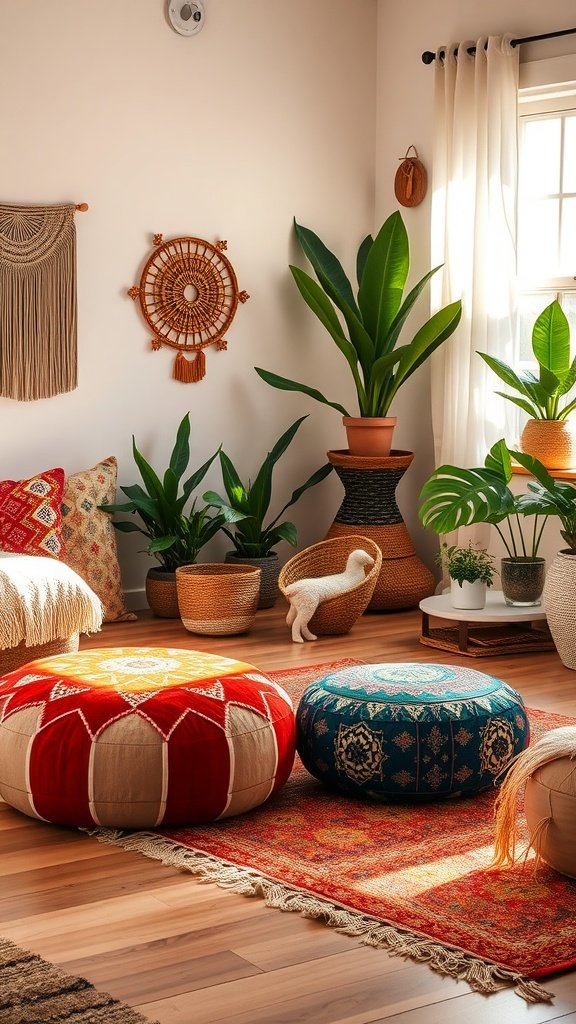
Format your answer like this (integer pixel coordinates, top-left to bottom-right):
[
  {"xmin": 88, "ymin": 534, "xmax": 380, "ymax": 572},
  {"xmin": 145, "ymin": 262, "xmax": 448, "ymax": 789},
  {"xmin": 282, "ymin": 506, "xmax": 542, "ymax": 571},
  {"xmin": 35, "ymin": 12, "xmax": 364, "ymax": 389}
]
[
  {"xmin": 128, "ymin": 234, "xmax": 249, "ymax": 383},
  {"xmin": 394, "ymin": 147, "xmax": 427, "ymax": 208}
]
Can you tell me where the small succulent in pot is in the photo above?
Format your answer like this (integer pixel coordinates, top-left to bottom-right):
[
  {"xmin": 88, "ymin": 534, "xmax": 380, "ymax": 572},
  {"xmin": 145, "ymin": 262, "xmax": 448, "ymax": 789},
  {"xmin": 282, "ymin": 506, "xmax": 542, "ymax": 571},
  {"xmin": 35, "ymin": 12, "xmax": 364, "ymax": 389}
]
[{"xmin": 436, "ymin": 542, "xmax": 496, "ymax": 588}]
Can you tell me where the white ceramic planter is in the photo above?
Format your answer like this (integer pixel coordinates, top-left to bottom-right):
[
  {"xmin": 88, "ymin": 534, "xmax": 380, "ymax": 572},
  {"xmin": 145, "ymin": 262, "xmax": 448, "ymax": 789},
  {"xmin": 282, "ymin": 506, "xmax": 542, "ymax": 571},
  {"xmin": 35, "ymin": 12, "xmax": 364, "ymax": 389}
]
[{"xmin": 450, "ymin": 578, "xmax": 487, "ymax": 610}]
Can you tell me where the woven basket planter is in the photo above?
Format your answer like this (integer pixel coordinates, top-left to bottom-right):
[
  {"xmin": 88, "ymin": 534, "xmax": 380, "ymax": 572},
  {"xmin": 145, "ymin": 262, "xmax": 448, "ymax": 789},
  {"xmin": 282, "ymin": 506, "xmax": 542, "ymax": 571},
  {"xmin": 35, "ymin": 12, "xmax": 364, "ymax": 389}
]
[
  {"xmin": 146, "ymin": 568, "xmax": 179, "ymax": 619},
  {"xmin": 543, "ymin": 550, "xmax": 576, "ymax": 669},
  {"xmin": 521, "ymin": 419, "xmax": 576, "ymax": 471},
  {"xmin": 278, "ymin": 535, "xmax": 382, "ymax": 636},
  {"xmin": 0, "ymin": 633, "xmax": 79, "ymax": 675},
  {"xmin": 224, "ymin": 551, "xmax": 280, "ymax": 609},
  {"xmin": 176, "ymin": 563, "xmax": 261, "ymax": 636}
]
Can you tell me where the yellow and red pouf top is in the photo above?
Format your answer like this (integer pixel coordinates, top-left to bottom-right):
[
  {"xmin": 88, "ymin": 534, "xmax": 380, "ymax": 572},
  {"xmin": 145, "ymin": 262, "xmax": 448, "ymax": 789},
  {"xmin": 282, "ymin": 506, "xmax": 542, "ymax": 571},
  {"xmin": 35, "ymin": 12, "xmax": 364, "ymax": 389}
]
[{"xmin": 0, "ymin": 647, "xmax": 296, "ymax": 828}]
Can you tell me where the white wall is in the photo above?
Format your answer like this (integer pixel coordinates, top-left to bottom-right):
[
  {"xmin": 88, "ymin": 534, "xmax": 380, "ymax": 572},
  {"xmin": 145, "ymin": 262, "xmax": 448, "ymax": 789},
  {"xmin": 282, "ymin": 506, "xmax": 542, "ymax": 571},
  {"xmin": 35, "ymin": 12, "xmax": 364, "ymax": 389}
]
[
  {"xmin": 0, "ymin": 0, "xmax": 377, "ymax": 601},
  {"xmin": 376, "ymin": 0, "xmax": 576, "ymax": 571}
]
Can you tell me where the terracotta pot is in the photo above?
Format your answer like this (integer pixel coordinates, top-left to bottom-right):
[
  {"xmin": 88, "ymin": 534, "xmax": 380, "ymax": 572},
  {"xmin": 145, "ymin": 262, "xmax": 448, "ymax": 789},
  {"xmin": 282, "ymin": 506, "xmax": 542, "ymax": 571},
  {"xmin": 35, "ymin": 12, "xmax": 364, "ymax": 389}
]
[
  {"xmin": 500, "ymin": 557, "xmax": 545, "ymax": 607},
  {"xmin": 224, "ymin": 551, "xmax": 280, "ymax": 609},
  {"xmin": 520, "ymin": 419, "xmax": 576, "ymax": 471},
  {"xmin": 342, "ymin": 416, "xmax": 397, "ymax": 457},
  {"xmin": 145, "ymin": 568, "xmax": 179, "ymax": 618},
  {"xmin": 543, "ymin": 550, "xmax": 576, "ymax": 669}
]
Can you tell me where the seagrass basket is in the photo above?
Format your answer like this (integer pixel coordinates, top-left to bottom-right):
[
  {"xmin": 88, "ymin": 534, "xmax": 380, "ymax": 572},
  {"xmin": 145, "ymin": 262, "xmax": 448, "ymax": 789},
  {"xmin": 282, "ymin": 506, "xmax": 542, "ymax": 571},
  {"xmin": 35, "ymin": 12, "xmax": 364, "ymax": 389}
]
[
  {"xmin": 176, "ymin": 563, "xmax": 261, "ymax": 635},
  {"xmin": 278, "ymin": 535, "xmax": 382, "ymax": 636}
]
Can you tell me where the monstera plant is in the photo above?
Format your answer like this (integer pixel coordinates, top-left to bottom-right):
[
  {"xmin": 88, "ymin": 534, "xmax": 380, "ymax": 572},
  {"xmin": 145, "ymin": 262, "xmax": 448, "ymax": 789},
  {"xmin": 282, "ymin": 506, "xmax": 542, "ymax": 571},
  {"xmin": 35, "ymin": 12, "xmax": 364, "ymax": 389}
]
[{"xmin": 256, "ymin": 211, "xmax": 462, "ymax": 455}]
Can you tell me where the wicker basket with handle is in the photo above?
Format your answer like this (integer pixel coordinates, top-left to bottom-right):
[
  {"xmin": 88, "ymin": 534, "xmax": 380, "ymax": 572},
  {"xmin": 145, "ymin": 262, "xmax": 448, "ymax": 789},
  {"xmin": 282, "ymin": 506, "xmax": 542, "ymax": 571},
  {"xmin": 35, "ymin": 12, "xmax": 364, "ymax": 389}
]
[
  {"xmin": 176, "ymin": 563, "xmax": 261, "ymax": 635},
  {"xmin": 278, "ymin": 535, "xmax": 382, "ymax": 636}
]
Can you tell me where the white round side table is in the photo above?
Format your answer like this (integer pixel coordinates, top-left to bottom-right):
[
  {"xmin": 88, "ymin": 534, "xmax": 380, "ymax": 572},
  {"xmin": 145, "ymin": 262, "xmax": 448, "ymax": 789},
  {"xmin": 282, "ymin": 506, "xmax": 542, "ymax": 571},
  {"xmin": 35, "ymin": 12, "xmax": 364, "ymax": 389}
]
[{"xmin": 419, "ymin": 590, "xmax": 553, "ymax": 657}]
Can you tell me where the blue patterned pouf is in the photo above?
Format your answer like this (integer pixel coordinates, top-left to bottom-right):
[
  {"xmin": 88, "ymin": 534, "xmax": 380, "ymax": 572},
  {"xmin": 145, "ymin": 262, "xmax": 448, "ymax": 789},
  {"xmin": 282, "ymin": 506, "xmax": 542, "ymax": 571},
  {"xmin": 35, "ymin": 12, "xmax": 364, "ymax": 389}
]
[{"xmin": 296, "ymin": 663, "xmax": 530, "ymax": 800}]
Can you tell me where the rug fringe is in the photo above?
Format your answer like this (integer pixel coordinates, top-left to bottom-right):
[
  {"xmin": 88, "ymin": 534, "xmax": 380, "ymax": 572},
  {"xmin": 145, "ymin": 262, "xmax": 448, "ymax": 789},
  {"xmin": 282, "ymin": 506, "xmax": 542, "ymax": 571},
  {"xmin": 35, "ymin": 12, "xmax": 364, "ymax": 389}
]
[{"xmin": 85, "ymin": 827, "xmax": 554, "ymax": 1004}]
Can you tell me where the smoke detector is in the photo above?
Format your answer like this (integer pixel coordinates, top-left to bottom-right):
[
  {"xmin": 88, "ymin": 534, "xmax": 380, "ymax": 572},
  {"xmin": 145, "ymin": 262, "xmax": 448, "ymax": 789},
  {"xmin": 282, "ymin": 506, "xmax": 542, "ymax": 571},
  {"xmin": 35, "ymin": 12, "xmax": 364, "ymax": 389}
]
[{"xmin": 167, "ymin": 1, "xmax": 205, "ymax": 36}]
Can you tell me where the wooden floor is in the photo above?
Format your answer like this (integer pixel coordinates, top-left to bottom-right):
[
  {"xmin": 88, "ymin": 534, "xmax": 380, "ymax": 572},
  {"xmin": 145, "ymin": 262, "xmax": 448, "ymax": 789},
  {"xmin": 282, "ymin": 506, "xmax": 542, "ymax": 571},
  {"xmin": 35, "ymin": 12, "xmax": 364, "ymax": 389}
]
[{"xmin": 1, "ymin": 605, "xmax": 576, "ymax": 1023}]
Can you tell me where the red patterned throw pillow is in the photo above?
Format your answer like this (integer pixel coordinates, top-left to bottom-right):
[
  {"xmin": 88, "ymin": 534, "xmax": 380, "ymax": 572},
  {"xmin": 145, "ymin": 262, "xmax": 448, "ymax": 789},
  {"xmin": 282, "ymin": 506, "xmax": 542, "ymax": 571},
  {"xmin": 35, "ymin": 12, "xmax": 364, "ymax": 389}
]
[{"xmin": 0, "ymin": 468, "xmax": 65, "ymax": 558}]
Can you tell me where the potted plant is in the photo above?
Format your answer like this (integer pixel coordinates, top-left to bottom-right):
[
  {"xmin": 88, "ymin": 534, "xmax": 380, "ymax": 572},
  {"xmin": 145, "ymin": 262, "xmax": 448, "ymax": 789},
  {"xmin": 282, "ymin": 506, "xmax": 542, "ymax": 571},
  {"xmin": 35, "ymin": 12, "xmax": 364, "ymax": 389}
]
[
  {"xmin": 419, "ymin": 439, "xmax": 552, "ymax": 607},
  {"xmin": 202, "ymin": 415, "xmax": 333, "ymax": 608},
  {"xmin": 479, "ymin": 300, "xmax": 576, "ymax": 470},
  {"xmin": 255, "ymin": 211, "xmax": 462, "ymax": 456},
  {"xmin": 101, "ymin": 413, "xmax": 225, "ymax": 618},
  {"xmin": 436, "ymin": 542, "xmax": 495, "ymax": 610}
]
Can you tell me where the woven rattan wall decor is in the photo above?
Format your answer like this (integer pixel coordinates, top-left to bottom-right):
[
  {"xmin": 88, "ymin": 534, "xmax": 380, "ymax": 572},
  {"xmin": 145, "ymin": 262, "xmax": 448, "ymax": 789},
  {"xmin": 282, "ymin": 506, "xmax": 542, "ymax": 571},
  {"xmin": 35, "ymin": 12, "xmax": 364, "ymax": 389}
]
[
  {"xmin": 394, "ymin": 147, "xmax": 427, "ymax": 208},
  {"xmin": 128, "ymin": 234, "xmax": 249, "ymax": 383},
  {"xmin": 0, "ymin": 202, "xmax": 85, "ymax": 401}
]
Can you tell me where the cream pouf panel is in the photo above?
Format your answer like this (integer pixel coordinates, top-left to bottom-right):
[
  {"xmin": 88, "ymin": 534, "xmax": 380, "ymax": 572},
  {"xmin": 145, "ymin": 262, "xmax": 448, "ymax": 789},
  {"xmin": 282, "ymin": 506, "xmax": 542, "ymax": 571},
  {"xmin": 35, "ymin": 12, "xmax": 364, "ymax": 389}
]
[
  {"xmin": 494, "ymin": 725, "xmax": 576, "ymax": 879},
  {"xmin": 0, "ymin": 647, "xmax": 296, "ymax": 828}
]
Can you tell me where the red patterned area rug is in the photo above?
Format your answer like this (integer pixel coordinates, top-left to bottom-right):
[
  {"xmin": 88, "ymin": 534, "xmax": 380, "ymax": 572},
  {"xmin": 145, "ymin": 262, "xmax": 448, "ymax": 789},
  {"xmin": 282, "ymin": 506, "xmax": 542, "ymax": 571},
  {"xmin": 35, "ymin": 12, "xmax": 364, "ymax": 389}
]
[{"xmin": 90, "ymin": 661, "xmax": 576, "ymax": 1005}]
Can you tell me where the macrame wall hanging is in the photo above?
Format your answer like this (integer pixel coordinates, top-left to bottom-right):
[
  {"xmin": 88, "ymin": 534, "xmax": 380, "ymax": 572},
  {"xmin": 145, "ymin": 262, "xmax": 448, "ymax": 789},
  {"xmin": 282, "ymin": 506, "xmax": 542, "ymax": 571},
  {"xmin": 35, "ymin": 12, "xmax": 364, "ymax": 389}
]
[
  {"xmin": 128, "ymin": 233, "xmax": 249, "ymax": 383},
  {"xmin": 394, "ymin": 146, "xmax": 428, "ymax": 208},
  {"xmin": 0, "ymin": 202, "xmax": 86, "ymax": 402}
]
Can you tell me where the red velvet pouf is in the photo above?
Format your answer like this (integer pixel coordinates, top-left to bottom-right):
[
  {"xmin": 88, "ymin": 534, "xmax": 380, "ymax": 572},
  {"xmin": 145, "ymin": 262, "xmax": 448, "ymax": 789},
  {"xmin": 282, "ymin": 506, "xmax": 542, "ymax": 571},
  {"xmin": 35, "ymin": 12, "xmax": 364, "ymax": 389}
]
[{"xmin": 0, "ymin": 647, "xmax": 296, "ymax": 828}]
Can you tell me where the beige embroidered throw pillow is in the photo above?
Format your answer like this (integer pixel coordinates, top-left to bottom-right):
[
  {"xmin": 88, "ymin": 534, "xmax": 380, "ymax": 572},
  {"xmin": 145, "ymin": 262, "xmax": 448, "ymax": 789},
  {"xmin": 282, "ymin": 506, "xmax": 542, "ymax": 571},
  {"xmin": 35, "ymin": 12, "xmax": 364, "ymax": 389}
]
[{"xmin": 61, "ymin": 457, "xmax": 137, "ymax": 623}]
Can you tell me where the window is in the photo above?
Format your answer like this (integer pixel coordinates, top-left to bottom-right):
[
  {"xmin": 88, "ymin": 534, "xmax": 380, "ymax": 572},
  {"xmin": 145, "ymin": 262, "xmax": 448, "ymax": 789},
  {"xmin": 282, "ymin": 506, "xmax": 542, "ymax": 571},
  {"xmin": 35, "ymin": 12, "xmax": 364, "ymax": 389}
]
[{"xmin": 517, "ymin": 92, "xmax": 576, "ymax": 368}]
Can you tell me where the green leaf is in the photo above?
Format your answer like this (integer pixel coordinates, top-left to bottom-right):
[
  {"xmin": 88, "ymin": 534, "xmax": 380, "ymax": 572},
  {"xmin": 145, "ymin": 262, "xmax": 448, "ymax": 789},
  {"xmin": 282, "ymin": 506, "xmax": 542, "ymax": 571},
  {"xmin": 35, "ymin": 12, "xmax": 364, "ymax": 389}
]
[
  {"xmin": 377, "ymin": 267, "xmax": 441, "ymax": 359},
  {"xmin": 506, "ymin": 447, "xmax": 556, "ymax": 490},
  {"xmin": 557, "ymin": 353, "xmax": 576, "ymax": 397},
  {"xmin": 111, "ymin": 520, "xmax": 146, "ymax": 534},
  {"xmin": 267, "ymin": 416, "xmax": 308, "ymax": 467},
  {"xmin": 267, "ymin": 520, "xmax": 298, "ymax": 547},
  {"xmin": 254, "ymin": 367, "xmax": 350, "ymax": 417},
  {"xmin": 132, "ymin": 436, "xmax": 165, "ymax": 502},
  {"xmin": 269, "ymin": 462, "xmax": 333, "ymax": 528},
  {"xmin": 356, "ymin": 234, "xmax": 373, "ymax": 288},
  {"xmin": 162, "ymin": 467, "xmax": 179, "ymax": 505},
  {"xmin": 290, "ymin": 264, "xmax": 374, "ymax": 385},
  {"xmin": 493, "ymin": 391, "xmax": 540, "ymax": 419},
  {"xmin": 358, "ymin": 211, "xmax": 408, "ymax": 353},
  {"xmin": 218, "ymin": 451, "xmax": 250, "ymax": 512},
  {"xmin": 387, "ymin": 301, "xmax": 462, "ymax": 404},
  {"xmin": 294, "ymin": 219, "xmax": 359, "ymax": 315},
  {"xmin": 248, "ymin": 417, "xmax": 308, "ymax": 529},
  {"xmin": 419, "ymin": 464, "xmax": 514, "ymax": 534},
  {"xmin": 180, "ymin": 448, "xmax": 220, "ymax": 507},
  {"xmin": 289, "ymin": 267, "xmax": 354, "ymax": 364},
  {"xmin": 484, "ymin": 439, "xmax": 512, "ymax": 482},
  {"xmin": 532, "ymin": 299, "xmax": 570, "ymax": 377},
  {"xmin": 148, "ymin": 535, "xmax": 178, "ymax": 554},
  {"xmin": 168, "ymin": 413, "xmax": 191, "ymax": 484},
  {"xmin": 201, "ymin": 491, "xmax": 248, "ymax": 523}
]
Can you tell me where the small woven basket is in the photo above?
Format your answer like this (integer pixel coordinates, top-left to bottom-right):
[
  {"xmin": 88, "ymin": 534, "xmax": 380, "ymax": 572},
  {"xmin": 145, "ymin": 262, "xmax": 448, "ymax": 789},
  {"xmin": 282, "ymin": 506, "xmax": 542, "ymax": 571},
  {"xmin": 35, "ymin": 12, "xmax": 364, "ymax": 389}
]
[
  {"xmin": 176, "ymin": 563, "xmax": 261, "ymax": 635},
  {"xmin": 0, "ymin": 633, "xmax": 80, "ymax": 675},
  {"xmin": 278, "ymin": 535, "xmax": 382, "ymax": 635}
]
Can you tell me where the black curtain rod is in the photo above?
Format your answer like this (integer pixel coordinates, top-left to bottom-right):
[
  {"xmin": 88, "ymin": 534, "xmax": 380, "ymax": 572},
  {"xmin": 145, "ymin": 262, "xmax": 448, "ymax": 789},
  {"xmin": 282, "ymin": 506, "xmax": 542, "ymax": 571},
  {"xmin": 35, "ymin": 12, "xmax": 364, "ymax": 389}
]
[{"xmin": 422, "ymin": 26, "xmax": 576, "ymax": 65}]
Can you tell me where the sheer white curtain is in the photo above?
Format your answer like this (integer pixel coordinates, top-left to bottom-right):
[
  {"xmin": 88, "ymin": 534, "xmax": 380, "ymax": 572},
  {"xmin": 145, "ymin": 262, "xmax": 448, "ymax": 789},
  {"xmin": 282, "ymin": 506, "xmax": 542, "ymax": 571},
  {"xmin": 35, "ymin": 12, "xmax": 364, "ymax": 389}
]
[{"xmin": 430, "ymin": 35, "xmax": 519, "ymax": 470}]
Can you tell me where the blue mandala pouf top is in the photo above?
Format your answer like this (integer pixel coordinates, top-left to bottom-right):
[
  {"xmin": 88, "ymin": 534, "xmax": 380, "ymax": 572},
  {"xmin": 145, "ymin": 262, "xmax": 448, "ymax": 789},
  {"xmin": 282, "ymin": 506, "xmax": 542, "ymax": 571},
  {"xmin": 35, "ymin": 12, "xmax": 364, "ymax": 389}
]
[{"xmin": 296, "ymin": 663, "xmax": 530, "ymax": 800}]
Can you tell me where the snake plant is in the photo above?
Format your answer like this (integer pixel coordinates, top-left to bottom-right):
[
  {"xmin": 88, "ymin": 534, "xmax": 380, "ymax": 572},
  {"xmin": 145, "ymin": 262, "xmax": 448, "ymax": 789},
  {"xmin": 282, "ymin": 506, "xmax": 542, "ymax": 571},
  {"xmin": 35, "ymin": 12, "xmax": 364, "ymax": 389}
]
[
  {"xmin": 101, "ymin": 413, "xmax": 225, "ymax": 572},
  {"xmin": 203, "ymin": 415, "xmax": 332, "ymax": 557},
  {"xmin": 255, "ymin": 211, "xmax": 462, "ymax": 418}
]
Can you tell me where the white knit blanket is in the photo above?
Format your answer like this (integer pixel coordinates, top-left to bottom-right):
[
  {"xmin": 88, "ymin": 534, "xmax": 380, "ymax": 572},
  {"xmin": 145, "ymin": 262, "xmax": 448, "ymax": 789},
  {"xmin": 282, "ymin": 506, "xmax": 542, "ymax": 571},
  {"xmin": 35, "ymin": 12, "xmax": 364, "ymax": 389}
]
[{"xmin": 0, "ymin": 552, "xmax": 103, "ymax": 649}]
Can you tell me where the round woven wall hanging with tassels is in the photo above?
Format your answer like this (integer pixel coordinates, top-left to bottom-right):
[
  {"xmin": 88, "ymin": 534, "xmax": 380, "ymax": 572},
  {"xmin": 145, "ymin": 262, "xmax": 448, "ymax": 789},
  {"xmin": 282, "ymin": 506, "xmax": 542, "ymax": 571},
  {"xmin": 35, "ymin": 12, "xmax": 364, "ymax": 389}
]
[{"xmin": 128, "ymin": 234, "xmax": 249, "ymax": 383}]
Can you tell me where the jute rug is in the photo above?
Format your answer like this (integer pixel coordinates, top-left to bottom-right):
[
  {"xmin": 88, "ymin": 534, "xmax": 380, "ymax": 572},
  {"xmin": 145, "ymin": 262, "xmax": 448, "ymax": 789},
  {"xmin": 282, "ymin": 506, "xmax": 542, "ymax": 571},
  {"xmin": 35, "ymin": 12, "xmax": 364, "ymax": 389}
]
[
  {"xmin": 89, "ymin": 661, "xmax": 576, "ymax": 1006},
  {"xmin": 0, "ymin": 936, "xmax": 156, "ymax": 1023}
]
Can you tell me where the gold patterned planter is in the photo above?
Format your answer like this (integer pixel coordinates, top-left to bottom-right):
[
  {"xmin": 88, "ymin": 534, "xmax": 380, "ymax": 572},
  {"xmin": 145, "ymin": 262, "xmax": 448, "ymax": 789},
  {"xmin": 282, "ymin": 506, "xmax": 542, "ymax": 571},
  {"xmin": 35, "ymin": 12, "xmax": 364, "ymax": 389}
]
[{"xmin": 520, "ymin": 419, "xmax": 576, "ymax": 471}]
